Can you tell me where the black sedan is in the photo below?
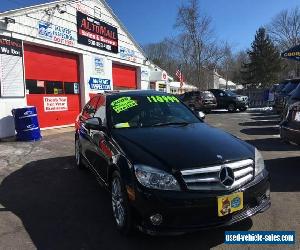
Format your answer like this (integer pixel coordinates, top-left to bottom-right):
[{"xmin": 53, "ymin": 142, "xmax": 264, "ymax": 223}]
[
  {"xmin": 280, "ymin": 101, "xmax": 300, "ymax": 145},
  {"xmin": 75, "ymin": 90, "xmax": 270, "ymax": 235}
]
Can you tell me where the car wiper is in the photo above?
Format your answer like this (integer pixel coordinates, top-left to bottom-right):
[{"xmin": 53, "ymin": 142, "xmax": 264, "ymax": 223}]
[{"xmin": 151, "ymin": 122, "xmax": 190, "ymax": 127}]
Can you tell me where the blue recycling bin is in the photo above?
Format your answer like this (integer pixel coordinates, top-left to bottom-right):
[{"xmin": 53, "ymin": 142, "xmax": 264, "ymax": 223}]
[{"xmin": 12, "ymin": 106, "xmax": 42, "ymax": 141}]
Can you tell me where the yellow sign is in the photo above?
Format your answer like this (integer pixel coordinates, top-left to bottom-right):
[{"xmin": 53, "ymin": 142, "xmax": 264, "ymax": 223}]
[
  {"xmin": 111, "ymin": 97, "xmax": 137, "ymax": 113},
  {"xmin": 114, "ymin": 122, "xmax": 130, "ymax": 128},
  {"xmin": 217, "ymin": 192, "xmax": 243, "ymax": 217},
  {"xmin": 147, "ymin": 95, "xmax": 179, "ymax": 103}
]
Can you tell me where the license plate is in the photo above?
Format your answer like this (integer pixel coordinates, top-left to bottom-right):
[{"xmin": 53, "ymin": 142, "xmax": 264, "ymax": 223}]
[
  {"xmin": 294, "ymin": 111, "xmax": 300, "ymax": 122},
  {"xmin": 217, "ymin": 192, "xmax": 243, "ymax": 217}
]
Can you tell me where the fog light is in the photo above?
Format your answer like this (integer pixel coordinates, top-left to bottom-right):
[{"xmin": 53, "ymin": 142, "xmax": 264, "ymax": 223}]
[
  {"xmin": 150, "ymin": 213, "xmax": 162, "ymax": 226},
  {"xmin": 266, "ymin": 187, "xmax": 270, "ymax": 198}
]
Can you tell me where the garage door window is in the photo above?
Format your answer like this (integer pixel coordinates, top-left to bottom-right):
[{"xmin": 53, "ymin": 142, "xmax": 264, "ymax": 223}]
[
  {"xmin": 26, "ymin": 80, "xmax": 45, "ymax": 94},
  {"xmin": 46, "ymin": 81, "xmax": 63, "ymax": 94},
  {"xmin": 26, "ymin": 79, "xmax": 80, "ymax": 95}
]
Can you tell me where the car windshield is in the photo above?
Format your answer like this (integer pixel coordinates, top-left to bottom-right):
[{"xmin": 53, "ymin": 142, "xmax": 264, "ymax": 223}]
[
  {"xmin": 224, "ymin": 90, "xmax": 237, "ymax": 96},
  {"xmin": 282, "ymin": 82, "xmax": 299, "ymax": 94},
  {"xmin": 201, "ymin": 91, "xmax": 215, "ymax": 98},
  {"xmin": 276, "ymin": 82, "xmax": 288, "ymax": 92},
  {"xmin": 109, "ymin": 94, "xmax": 200, "ymax": 129},
  {"xmin": 291, "ymin": 84, "xmax": 300, "ymax": 99}
]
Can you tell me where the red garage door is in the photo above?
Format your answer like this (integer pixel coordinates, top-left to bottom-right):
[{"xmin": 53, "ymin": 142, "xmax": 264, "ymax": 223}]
[
  {"xmin": 24, "ymin": 44, "xmax": 80, "ymax": 128},
  {"xmin": 112, "ymin": 64, "xmax": 137, "ymax": 89}
]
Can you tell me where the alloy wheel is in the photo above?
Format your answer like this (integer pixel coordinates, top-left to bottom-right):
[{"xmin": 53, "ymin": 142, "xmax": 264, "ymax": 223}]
[
  {"xmin": 111, "ymin": 177, "xmax": 126, "ymax": 227},
  {"xmin": 75, "ymin": 138, "xmax": 80, "ymax": 166}
]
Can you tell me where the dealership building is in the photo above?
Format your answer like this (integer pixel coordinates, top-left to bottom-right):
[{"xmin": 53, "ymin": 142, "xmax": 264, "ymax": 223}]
[{"xmin": 0, "ymin": 0, "xmax": 159, "ymax": 138}]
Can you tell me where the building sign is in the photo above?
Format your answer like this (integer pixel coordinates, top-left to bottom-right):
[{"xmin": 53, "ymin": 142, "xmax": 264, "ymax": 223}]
[
  {"xmin": 43, "ymin": 96, "xmax": 68, "ymax": 112},
  {"xmin": 141, "ymin": 67, "xmax": 150, "ymax": 81},
  {"xmin": 38, "ymin": 21, "xmax": 76, "ymax": 46},
  {"xmin": 120, "ymin": 46, "xmax": 136, "ymax": 62},
  {"xmin": 94, "ymin": 57, "xmax": 105, "ymax": 75},
  {"xmin": 89, "ymin": 77, "xmax": 111, "ymax": 90},
  {"xmin": 0, "ymin": 35, "xmax": 25, "ymax": 97},
  {"xmin": 281, "ymin": 45, "xmax": 300, "ymax": 61},
  {"xmin": 77, "ymin": 11, "xmax": 118, "ymax": 53}
]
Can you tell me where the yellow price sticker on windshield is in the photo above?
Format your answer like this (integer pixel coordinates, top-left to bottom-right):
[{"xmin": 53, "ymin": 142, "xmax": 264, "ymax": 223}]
[
  {"xmin": 147, "ymin": 95, "xmax": 179, "ymax": 103},
  {"xmin": 111, "ymin": 97, "xmax": 137, "ymax": 113}
]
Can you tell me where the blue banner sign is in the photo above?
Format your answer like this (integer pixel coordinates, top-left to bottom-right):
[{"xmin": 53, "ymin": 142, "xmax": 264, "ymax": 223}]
[
  {"xmin": 281, "ymin": 45, "xmax": 300, "ymax": 61},
  {"xmin": 89, "ymin": 77, "xmax": 111, "ymax": 90},
  {"xmin": 225, "ymin": 231, "xmax": 295, "ymax": 244}
]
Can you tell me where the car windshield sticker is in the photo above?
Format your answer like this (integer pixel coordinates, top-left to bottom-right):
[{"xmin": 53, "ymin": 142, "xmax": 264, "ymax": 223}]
[
  {"xmin": 114, "ymin": 122, "xmax": 130, "ymax": 128},
  {"xmin": 147, "ymin": 95, "xmax": 180, "ymax": 103},
  {"xmin": 111, "ymin": 97, "xmax": 137, "ymax": 113}
]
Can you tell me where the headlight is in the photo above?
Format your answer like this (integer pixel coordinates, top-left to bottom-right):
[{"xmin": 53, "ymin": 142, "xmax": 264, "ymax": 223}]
[
  {"xmin": 134, "ymin": 164, "xmax": 180, "ymax": 191},
  {"xmin": 255, "ymin": 148, "xmax": 265, "ymax": 176}
]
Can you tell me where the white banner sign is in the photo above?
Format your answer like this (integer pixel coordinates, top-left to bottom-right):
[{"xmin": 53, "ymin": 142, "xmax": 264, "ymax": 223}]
[{"xmin": 43, "ymin": 96, "xmax": 68, "ymax": 112}]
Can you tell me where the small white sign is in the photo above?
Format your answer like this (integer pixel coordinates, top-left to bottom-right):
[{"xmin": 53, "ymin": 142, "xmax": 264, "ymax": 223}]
[{"xmin": 43, "ymin": 96, "xmax": 68, "ymax": 112}]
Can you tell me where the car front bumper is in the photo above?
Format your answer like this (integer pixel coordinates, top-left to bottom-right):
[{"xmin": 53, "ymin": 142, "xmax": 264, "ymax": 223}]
[{"xmin": 131, "ymin": 170, "xmax": 270, "ymax": 234}]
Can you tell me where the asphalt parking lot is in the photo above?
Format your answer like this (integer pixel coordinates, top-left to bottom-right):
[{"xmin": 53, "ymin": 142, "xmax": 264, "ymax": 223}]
[{"xmin": 0, "ymin": 109, "xmax": 299, "ymax": 250}]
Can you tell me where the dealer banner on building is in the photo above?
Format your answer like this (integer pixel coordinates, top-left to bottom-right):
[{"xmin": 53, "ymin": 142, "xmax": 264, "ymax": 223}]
[
  {"xmin": 76, "ymin": 11, "xmax": 118, "ymax": 53},
  {"xmin": 0, "ymin": 35, "xmax": 25, "ymax": 97}
]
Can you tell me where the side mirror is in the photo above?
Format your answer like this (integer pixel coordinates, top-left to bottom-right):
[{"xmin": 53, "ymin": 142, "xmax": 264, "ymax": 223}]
[
  {"xmin": 197, "ymin": 111, "xmax": 206, "ymax": 120},
  {"xmin": 85, "ymin": 117, "xmax": 103, "ymax": 130}
]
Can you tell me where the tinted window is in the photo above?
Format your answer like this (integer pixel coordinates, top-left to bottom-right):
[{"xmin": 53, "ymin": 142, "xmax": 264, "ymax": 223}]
[
  {"xmin": 82, "ymin": 96, "xmax": 99, "ymax": 119},
  {"xmin": 291, "ymin": 84, "xmax": 300, "ymax": 99},
  {"xmin": 109, "ymin": 95, "xmax": 200, "ymax": 129},
  {"xmin": 26, "ymin": 80, "xmax": 45, "ymax": 94},
  {"xmin": 282, "ymin": 82, "xmax": 299, "ymax": 94},
  {"xmin": 94, "ymin": 95, "xmax": 106, "ymax": 124}
]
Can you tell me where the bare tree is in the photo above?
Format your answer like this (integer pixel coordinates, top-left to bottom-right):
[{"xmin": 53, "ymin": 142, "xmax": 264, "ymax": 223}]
[
  {"xmin": 268, "ymin": 7, "xmax": 300, "ymax": 50},
  {"xmin": 175, "ymin": 0, "xmax": 222, "ymax": 89},
  {"xmin": 267, "ymin": 6, "xmax": 300, "ymax": 77}
]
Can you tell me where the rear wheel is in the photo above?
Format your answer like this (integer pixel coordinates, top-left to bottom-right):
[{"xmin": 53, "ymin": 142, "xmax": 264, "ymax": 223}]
[
  {"xmin": 75, "ymin": 136, "xmax": 84, "ymax": 169},
  {"xmin": 228, "ymin": 103, "xmax": 236, "ymax": 112},
  {"xmin": 111, "ymin": 171, "xmax": 133, "ymax": 235}
]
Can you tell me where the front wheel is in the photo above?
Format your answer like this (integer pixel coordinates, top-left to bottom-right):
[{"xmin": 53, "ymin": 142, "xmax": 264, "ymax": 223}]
[
  {"xmin": 228, "ymin": 103, "xmax": 237, "ymax": 112},
  {"xmin": 111, "ymin": 171, "xmax": 133, "ymax": 235},
  {"xmin": 75, "ymin": 136, "xmax": 84, "ymax": 169}
]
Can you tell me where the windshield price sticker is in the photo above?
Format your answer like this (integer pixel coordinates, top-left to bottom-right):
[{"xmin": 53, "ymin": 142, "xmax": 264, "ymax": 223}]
[
  {"xmin": 111, "ymin": 97, "xmax": 137, "ymax": 113},
  {"xmin": 147, "ymin": 95, "xmax": 179, "ymax": 103}
]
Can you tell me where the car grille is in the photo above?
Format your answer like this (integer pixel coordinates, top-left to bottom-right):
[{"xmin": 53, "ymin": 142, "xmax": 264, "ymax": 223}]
[{"xmin": 181, "ymin": 159, "xmax": 254, "ymax": 191}]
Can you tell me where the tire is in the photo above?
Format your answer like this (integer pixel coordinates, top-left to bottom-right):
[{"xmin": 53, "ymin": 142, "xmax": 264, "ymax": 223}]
[
  {"xmin": 239, "ymin": 107, "xmax": 247, "ymax": 112},
  {"xmin": 111, "ymin": 171, "xmax": 133, "ymax": 235},
  {"xmin": 228, "ymin": 103, "xmax": 237, "ymax": 112},
  {"xmin": 75, "ymin": 135, "xmax": 84, "ymax": 169}
]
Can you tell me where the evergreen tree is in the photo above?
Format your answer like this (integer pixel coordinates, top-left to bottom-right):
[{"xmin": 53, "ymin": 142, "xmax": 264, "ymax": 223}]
[{"xmin": 245, "ymin": 27, "xmax": 282, "ymax": 88}]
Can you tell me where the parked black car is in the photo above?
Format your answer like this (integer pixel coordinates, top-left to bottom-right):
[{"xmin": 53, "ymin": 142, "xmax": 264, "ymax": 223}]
[
  {"xmin": 75, "ymin": 90, "xmax": 270, "ymax": 235},
  {"xmin": 274, "ymin": 79, "xmax": 300, "ymax": 114},
  {"xmin": 280, "ymin": 100, "xmax": 300, "ymax": 145},
  {"xmin": 281, "ymin": 83, "xmax": 300, "ymax": 119},
  {"xmin": 208, "ymin": 89, "xmax": 248, "ymax": 112},
  {"xmin": 179, "ymin": 90, "xmax": 217, "ymax": 112}
]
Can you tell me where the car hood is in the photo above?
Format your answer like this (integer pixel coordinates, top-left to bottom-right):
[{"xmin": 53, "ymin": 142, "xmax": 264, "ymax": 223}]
[{"xmin": 112, "ymin": 123, "xmax": 254, "ymax": 172}]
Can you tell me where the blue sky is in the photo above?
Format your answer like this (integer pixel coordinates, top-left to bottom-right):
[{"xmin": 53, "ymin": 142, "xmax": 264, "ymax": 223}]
[{"xmin": 1, "ymin": 0, "xmax": 299, "ymax": 52}]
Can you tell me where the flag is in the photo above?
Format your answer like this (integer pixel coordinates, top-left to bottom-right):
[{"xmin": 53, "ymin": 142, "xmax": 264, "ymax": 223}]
[{"xmin": 176, "ymin": 65, "xmax": 184, "ymax": 87}]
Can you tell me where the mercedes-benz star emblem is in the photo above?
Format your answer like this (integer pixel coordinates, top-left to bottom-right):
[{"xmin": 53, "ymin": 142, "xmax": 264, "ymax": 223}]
[{"xmin": 219, "ymin": 166, "xmax": 235, "ymax": 187}]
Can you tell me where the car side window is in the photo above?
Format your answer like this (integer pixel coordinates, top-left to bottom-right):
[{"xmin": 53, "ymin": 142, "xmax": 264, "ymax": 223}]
[
  {"xmin": 82, "ymin": 96, "xmax": 99, "ymax": 119},
  {"xmin": 94, "ymin": 95, "xmax": 107, "ymax": 125}
]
